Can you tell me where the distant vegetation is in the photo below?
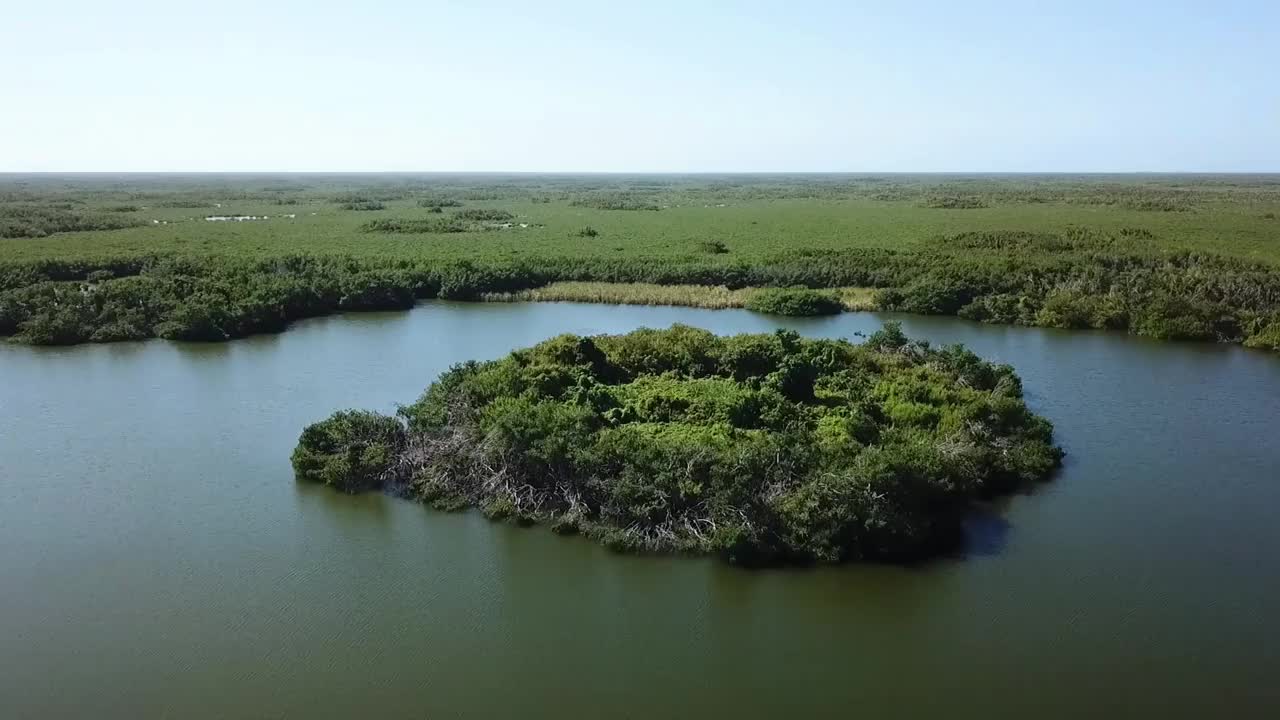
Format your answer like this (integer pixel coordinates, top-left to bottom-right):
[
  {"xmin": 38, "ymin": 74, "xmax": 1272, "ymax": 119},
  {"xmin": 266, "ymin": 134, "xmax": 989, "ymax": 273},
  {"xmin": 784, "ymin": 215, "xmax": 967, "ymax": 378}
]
[
  {"xmin": 292, "ymin": 324, "xmax": 1063, "ymax": 564},
  {"xmin": 923, "ymin": 195, "xmax": 988, "ymax": 210},
  {"xmin": 362, "ymin": 218, "xmax": 470, "ymax": 234},
  {"xmin": 3, "ymin": 173, "xmax": 1280, "ymax": 351},
  {"xmin": 416, "ymin": 198, "xmax": 463, "ymax": 208},
  {"xmin": 454, "ymin": 208, "xmax": 514, "ymax": 222},
  {"xmin": 341, "ymin": 200, "xmax": 386, "ymax": 211},
  {"xmin": 571, "ymin": 194, "xmax": 661, "ymax": 211},
  {"xmin": 1, "ymin": 205, "xmax": 144, "ymax": 239}
]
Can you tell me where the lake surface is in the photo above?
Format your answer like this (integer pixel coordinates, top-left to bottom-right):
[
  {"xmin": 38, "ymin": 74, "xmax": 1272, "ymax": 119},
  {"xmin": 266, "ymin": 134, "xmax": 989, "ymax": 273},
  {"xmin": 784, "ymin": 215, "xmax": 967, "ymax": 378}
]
[{"xmin": 3, "ymin": 302, "xmax": 1279, "ymax": 718}]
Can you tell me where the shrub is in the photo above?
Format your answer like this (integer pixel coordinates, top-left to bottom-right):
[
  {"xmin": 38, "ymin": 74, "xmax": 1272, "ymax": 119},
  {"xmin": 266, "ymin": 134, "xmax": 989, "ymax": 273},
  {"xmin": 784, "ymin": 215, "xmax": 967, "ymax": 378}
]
[
  {"xmin": 341, "ymin": 201, "xmax": 386, "ymax": 211},
  {"xmin": 923, "ymin": 195, "xmax": 988, "ymax": 209},
  {"xmin": 361, "ymin": 218, "xmax": 469, "ymax": 234},
  {"xmin": 0, "ymin": 205, "xmax": 144, "ymax": 238},
  {"xmin": 745, "ymin": 288, "xmax": 843, "ymax": 316},
  {"xmin": 570, "ymin": 195, "xmax": 661, "ymax": 211},
  {"xmin": 291, "ymin": 411, "xmax": 407, "ymax": 493},
  {"xmin": 454, "ymin": 209, "xmax": 514, "ymax": 222},
  {"xmin": 1244, "ymin": 321, "xmax": 1280, "ymax": 351}
]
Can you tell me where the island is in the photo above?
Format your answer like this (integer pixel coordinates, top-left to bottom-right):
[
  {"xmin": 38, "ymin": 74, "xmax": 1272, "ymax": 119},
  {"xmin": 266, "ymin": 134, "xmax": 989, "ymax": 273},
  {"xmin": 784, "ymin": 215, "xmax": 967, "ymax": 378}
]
[{"xmin": 292, "ymin": 323, "xmax": 1062, "ymax": 565}]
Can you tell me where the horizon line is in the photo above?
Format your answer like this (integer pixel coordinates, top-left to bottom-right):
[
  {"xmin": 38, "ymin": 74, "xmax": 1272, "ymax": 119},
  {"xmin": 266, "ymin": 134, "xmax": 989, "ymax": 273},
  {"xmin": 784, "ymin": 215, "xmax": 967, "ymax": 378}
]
[{"xmin": 3, "ymin": 170, "xmax": 1279, "ymax": 176}]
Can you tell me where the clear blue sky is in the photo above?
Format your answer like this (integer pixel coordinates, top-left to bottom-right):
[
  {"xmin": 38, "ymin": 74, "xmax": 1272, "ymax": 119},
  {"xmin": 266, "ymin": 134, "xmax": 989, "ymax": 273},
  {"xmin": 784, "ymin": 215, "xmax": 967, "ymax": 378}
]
[{"xmin": 3, "ymin": 0, "xmax": 1276, "ymax": 172}]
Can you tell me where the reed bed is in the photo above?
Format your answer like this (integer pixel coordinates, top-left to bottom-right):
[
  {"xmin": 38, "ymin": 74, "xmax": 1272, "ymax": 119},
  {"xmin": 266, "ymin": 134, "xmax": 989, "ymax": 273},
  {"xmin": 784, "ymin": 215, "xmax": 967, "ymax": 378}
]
[{"xmin": 481, "ymin": 281, "xmax": 877, "ymax": 312}]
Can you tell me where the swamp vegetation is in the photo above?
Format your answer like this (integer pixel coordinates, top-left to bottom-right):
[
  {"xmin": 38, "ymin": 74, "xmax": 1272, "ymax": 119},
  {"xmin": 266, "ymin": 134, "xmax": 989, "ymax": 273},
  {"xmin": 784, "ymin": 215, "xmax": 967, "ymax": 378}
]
[
  {"xmin": 292, "ymin": 324, "xmax": 1062, "ymax": 565},
  {"xmin": 2, "ymin": 173, "xmax": 1279, "ymax": 349}
]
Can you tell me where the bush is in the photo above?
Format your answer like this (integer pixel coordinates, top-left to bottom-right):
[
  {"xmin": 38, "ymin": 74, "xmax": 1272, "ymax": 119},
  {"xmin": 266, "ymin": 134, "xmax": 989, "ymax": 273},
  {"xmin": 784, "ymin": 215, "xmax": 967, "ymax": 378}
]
[
  {"xmin": 745, "ymin": 288, "xmax": 843, "ymax": 316},
  {"xmin": 341, "ymin": 201, "xmax": 386, "ymax": 211},
  {"xmin": 291, "ymin": 411, "xmax": 406, "ymax": 493},
  {"xmin": 570, "ymin": 195, "xmax": 661, "ymax": 211},
  {"xmin": 0, "ymin": 205, "xmax": 144, "ymax": 238},
  {"xmin": 923, "ymin": 195, "xmax": 988, "ymax": 209},
  {"xmin": 362, "ymin": 218, "xmax": 469, "ymax": 234},
  {"xmin": 417, "ymin": 198, "xmax": 462, "ymax": 208},
  {"xmin": 454, "ymin": 209, "xmax": 514, "ymax": 222},
  {"xmin": 1244, "ymin": 321, "xmax": 1280, "ymax": 351}
]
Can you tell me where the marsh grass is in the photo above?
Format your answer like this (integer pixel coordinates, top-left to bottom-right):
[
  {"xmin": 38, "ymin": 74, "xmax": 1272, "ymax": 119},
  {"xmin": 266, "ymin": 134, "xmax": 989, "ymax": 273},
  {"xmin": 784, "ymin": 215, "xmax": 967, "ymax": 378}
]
[{"xmin": 481, "ymin": 281, "xmax": 875, "ymax": 311}]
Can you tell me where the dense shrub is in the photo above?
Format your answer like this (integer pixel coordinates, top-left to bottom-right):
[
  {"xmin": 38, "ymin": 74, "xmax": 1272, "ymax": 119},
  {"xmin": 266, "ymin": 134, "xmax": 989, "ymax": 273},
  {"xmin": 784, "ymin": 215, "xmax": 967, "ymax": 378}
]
[
  {"xmin": 361, "ymin": 218, "xmax": 469, "ymax": 234},
  {"xmin": 341, "ymin": 201, "xmax": 386, "ymax": 211},
  {"xmin": 0, "ymin": 206, "xmax": 144, "ymax": 238},
  {"xmin": 745, "ymin": 288, "xmax": 843, "ymax": 316},
  {"xmin": 570, "ymin": 194, "xmax": 661, "ymax": 211},
  {"xmin": 453, "ymin": 209, "xmax": 514, "ymax": 222},
  {"xmin": 1244, "ymin": 321, "xmax": 1280, "ymax": 351},
  {"xmin": 291, "ymin": 411, "xmax": 407, "ymax": 493},
  {"xmin": 923, "ymin": 196, "xmax": 988, "ymax": 209},
  {"xmin": 301, "ymin": 325, "xmax": 1062, "ymax": 564}
]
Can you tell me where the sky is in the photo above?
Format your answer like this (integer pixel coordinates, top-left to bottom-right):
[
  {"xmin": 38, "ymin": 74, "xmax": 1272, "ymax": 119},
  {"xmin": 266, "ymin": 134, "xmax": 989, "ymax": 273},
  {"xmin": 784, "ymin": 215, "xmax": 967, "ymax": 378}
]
[{"xmin": 2, "ymin": 0, "xmax": 1277, "ymax": 172}]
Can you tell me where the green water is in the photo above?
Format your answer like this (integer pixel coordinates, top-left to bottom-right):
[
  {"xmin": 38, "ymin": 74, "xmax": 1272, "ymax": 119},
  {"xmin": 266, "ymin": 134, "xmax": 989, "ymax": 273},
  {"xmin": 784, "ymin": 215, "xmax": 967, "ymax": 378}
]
[{"xmin": 2, "ymin": 302, "xmax": 1278, "ymax": 718}]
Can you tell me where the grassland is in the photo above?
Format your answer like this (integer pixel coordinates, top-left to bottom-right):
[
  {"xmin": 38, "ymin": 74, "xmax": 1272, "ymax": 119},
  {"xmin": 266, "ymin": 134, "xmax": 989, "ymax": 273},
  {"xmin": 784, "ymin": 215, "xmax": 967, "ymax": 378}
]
[{"xmin": 2, "ymin": 173, "xmax": 1279, "ymax": 348}]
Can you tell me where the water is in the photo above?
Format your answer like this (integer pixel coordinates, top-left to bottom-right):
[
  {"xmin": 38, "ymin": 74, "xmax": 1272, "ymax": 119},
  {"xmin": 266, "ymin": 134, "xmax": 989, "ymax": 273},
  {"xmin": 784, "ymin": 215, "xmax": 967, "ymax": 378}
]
[{"xmin": 2, "ymin": 302, "xmax": 1278, "ymax": 718}]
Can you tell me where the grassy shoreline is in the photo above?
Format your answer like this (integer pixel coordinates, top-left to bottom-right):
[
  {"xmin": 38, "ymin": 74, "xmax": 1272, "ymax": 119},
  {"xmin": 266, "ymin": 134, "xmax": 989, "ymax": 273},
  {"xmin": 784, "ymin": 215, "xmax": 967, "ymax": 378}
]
[{"xmin": 480, "ymin": 281, "xmax": 877, "ymax": 312}]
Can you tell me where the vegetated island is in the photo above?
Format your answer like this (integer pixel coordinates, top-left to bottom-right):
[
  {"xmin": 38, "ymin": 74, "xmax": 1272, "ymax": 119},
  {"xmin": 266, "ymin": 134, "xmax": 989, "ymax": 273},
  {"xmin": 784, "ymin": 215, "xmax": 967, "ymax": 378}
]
[{"xmin": 291, "ymin": 323, "xmax": 1063, "ymax": 565}]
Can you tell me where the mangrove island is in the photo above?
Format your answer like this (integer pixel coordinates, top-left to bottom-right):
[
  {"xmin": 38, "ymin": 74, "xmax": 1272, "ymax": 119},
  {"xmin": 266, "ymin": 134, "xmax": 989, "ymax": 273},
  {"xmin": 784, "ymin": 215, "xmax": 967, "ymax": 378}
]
[{"xmin": 292, "ymin": 323, "xmax": 1062, "ymax": 565}]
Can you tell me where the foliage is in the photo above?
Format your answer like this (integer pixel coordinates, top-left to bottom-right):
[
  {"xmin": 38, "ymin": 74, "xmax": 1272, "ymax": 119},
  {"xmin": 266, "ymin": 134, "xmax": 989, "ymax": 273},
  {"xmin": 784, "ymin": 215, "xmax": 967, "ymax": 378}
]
[
  {"xmin": 291, "ymin": 411, "xmax": 407, "ymax": 493},
  {"xmin": 923, "ymin": 195, "xmax": 988, "ymax": 209},
  {"xmin": 341, "ymin": 201, "xmax": 386, "ymax": 211},
  {"xmin": 1, "ymin": 205, "xmax": 144, "ymax": 238},
  {"xmin": 570, "ymin": 194, "xmax": 661, "ymax": 211},
  {"xmin": 453, "ymin": 209, "xmax": 514, "ymax": 222},
  {"xmin": 299, "ymin": 325, "xmax": 1062, "ymax": 565},
  {"xmin": 3, "ymin": 173, "xmax": 1280, "ymax": 351},
  {"xmin": 745, "ymin": 287, "xmax": 843, "ymax": 316},
  {"xmin": 362, "ymin": 218, "xmax": 470, "ymax": 234}
]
